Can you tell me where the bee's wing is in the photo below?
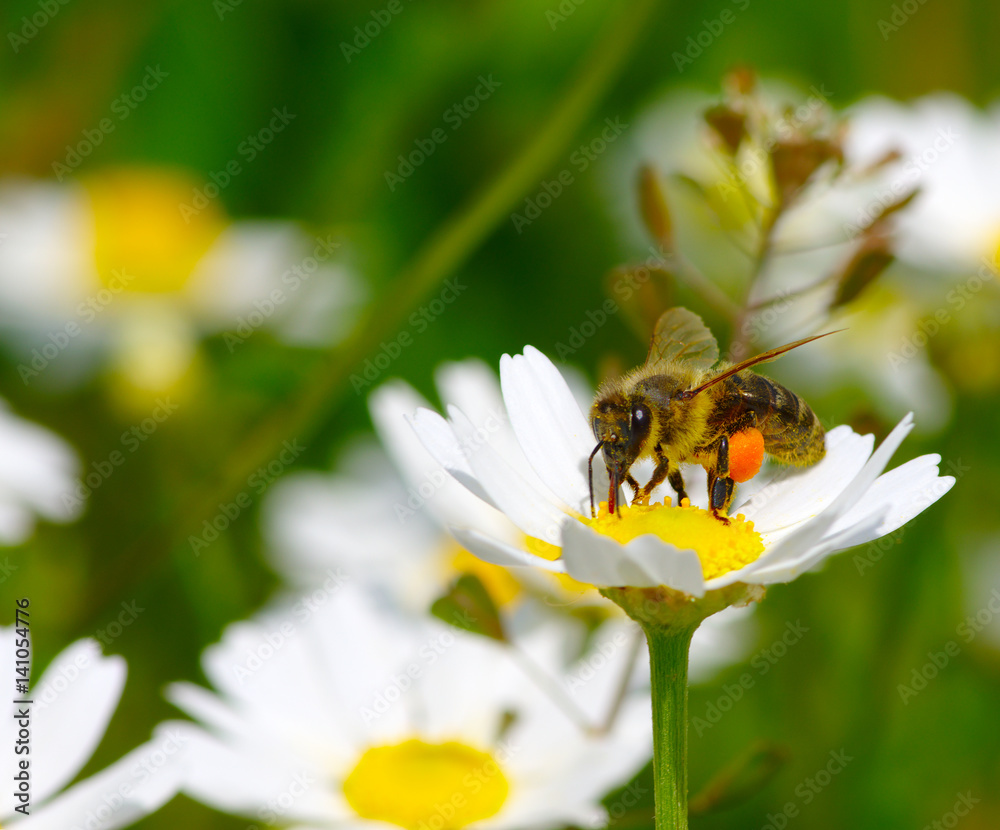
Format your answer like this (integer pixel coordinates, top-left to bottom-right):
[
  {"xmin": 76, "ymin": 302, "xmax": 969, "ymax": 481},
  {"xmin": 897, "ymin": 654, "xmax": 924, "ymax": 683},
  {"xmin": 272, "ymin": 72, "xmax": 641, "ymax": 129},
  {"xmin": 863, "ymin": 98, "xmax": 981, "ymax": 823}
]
[{"xmin": 645, "ymin": 307, "xmax": 719, "ymax": 370}]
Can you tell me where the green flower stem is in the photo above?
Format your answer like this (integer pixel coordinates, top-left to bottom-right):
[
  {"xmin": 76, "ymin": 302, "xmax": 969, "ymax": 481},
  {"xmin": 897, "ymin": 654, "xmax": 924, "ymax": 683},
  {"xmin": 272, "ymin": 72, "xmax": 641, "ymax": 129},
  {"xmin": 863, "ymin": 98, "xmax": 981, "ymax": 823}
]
[
  {"xmin": 601, "ymin": 583, "xmax": 759, "ymax": 830},
  {"xmin": 642, "ymin": 621, "xmax": 696, "ymax": 830}
]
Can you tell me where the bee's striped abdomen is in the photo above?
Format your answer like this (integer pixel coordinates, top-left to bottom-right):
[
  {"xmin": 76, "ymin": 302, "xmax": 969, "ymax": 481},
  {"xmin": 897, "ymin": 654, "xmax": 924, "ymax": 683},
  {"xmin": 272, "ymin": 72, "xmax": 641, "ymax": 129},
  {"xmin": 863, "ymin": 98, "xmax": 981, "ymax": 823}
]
[{"xmin": 735, "ymin": 372, "xmax": 825, "ymax": 466}]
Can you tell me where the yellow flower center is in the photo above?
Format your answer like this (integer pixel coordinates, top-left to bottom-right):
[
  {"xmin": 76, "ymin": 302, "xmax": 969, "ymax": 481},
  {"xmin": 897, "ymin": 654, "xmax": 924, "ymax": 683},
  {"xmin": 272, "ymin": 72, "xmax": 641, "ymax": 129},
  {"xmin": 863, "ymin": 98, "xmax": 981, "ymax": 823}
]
[
  {"xmin": 343, "ymin": 739, "xmax": 509, "ymax": 830},
  {"xmin": 585, "ymin": 500, "xmax": 764, "ymax": 580},
  {"xmin": 446, "ymin": 542, "xmax": 522, "ymax": 607},
  {"xmin": 84, "ymin": 167, "xmax": 225, "ymax": 294}
]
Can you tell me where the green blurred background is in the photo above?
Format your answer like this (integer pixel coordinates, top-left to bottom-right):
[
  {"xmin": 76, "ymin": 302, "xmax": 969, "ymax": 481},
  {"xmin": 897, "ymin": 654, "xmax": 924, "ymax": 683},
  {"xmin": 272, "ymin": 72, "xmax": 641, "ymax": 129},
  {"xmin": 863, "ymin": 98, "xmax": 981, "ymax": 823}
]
[{"xmin": 2, "ymin": 0, "xmax": 999, "ymax": 827}]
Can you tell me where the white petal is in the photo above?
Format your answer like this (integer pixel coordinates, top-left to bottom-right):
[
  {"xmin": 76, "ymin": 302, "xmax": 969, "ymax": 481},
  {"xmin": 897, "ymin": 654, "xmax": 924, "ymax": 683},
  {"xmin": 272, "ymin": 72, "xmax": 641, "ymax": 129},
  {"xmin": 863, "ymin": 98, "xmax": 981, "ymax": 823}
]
[
  {"xmin": 447, "ymin": 404, "xmax": 569, "ymax": 544},
  {"xmin": 500, "ymin": 347, "xmax": 607, "ymax": 515},
  {"xmin": 561, "ymin": 521, "xmax": 706, "ymax": 593},
  {"xmin": 828, "ymin": 454, "xmax": 953, "ymax": 537},
  {"xmin": 0, "ymin": 402, "xmax": 82, "ymax": 540},
  {"xmin": 748, "ymin": 510, "xmax": 890, "ymax": 583},
  {"xmin": 737, "ymin": 413, "xmax": 916, "ymax": 580},
  {"xmin": 30, "ymin": 642, "xmax": 125, "ymax": 805},
  {"xmin": 371, "ymin": 379, "xmax": 515, "ymax": 538},
  {"xmin": 735, "ymin": 425, "xmax": 873, "ymax": 533},
  {"xmin": 450, "ymin": 527, "xmax": 567, "ymax": 573},
  {"xmin": 409, "ymin": 408, "xmax": 499, "ymax": 509},
  {"xmin": 12, "ymin": 731, "xmax": 183, "ymax": 830},
  {"xmin": 165, "ymin": 722, "xmax": 339, "ymax": 823}
]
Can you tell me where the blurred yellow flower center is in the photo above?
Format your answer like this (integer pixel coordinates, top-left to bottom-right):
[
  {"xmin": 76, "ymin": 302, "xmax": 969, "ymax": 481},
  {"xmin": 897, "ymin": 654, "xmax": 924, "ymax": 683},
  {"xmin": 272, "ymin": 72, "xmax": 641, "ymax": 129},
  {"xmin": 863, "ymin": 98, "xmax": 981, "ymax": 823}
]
[
  {"xmin": 586, "ymin": 500, "xmax": 764, "ymax": 580},
  {"xmin": 343, "ymin": 739, "xmax": 509, "ymax": 829},
  {"xmin": 85, "ymin": 167, "xmax": 225, "ymax": 293},
  {"xmin": 447, "ymin": 542, "xmax": 522, "ymax": 607},
  {"xmin": 525, "ymin": 535, "xmax": 601, "ymax": 599}
]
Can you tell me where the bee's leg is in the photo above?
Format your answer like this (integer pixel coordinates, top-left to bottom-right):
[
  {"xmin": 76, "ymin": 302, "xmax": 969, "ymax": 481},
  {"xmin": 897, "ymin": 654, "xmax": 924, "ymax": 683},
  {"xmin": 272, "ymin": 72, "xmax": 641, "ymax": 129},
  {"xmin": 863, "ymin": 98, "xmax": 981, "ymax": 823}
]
[
  {"xmin": 635, "ymin": 447, "xmax": 673, "ymax": 506},
  {"xmin": 624, "ymin": 474, "xmax": 642, "ymax": 499},
  {"xmin": 666, "ymin": 463, "xmax": 689, "ymax": 507},
  {"xmin": 709, "ymin": 435, "xmax": 736, "ymax": 522}
]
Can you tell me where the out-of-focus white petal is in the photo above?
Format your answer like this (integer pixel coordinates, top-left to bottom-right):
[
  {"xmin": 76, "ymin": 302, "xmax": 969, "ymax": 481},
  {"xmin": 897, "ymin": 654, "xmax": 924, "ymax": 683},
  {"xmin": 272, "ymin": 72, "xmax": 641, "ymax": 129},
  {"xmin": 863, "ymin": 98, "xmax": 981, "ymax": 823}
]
[
  {"xmin": 9, "ymin": 732, "xmax": 182, "ymax": 830},
  {"xmin": 0, "ymin": 401, "xmax": 82, "ymax": 542},
  {"xmin": 30, "ymin": 643, "xmax": 125, "ymax": 805}
]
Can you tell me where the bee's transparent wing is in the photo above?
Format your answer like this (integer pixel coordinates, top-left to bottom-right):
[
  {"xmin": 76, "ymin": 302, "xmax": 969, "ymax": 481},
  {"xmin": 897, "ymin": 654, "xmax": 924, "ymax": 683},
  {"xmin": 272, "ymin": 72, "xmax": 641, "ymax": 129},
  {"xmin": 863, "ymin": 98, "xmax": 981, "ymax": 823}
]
[{"xmin": 645, "ymin": 307, "xmax": 719, "ymax": 370}]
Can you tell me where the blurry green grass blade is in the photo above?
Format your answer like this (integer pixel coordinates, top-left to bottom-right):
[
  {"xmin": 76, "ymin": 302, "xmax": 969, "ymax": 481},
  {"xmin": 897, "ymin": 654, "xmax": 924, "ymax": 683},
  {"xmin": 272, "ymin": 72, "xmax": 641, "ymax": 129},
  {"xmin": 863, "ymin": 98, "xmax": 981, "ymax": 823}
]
[
  {"xmin": 179, "ymin": 0, "xmax": 659, "ymax": 532},
  {"xmin": 689, "ymin": 740, "xmax": 790, "ymax": 815},
  {"xmin": 75, "ymin": 0, "xmax": 661, "ymax": 627}
]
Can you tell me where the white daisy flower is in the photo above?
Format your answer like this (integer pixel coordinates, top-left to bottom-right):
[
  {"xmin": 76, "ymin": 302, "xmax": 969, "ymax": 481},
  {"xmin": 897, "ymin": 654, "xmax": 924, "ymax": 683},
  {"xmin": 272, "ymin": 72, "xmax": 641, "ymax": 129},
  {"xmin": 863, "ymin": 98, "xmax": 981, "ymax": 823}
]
[
  {"xmin": 0, "ymin": 168, "xmax": 363, "ymax": 404},
  {"xmin": 408, "ymin": 346, "xmax": 955, "ymax": 599},
  {"xmin": 263, "ymin": 360, "xmax": 756, "ymax": 682},
  {"xmin": 0, "ymin": 399, "xmax": 82, "ymax": 544},
  {"xmin": 165, "ymin": 586, "xmax": 652, "ymax": 830},
  {"xmin": 0, "ymin": 630, "xmax": 181, "ymax": 828}
]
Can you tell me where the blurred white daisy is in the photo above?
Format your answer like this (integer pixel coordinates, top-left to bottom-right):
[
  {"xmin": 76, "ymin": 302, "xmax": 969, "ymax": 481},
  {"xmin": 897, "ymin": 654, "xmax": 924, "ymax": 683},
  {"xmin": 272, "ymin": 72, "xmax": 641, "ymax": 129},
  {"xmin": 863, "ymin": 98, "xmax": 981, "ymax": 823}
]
[
  {"xmin": 0, "ymin": 167, "xmax": 363, "ymax": 408},
  {"xmin": 0, "ymin": 630, "xmax": 181, "ymax": 828},
  {"xmin": 845, "ymin": 92, "xmax": 1000, "ymax": 271},
  {"xmin": 0, "ymin": 398, "xmax": 81, "ymax": 544},
  {"xmin": 409, "ymin": 346, "xmax": 954, "ymax": 599},
  {"xmin": 166, "ymin": 586, "xmax": 652, "ymax": 830},
  {"xmin": 263, "ymin": 360, "xmax": 756, "ymax": 681}
]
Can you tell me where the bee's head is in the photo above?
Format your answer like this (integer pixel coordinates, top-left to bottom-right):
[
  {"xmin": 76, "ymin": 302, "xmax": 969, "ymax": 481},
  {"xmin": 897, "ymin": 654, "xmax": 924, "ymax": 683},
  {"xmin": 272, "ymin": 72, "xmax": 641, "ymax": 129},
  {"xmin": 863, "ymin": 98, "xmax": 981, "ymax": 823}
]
[{"xmin": 588, "ymin": 391, "xmax": 653, "ymax": 516}]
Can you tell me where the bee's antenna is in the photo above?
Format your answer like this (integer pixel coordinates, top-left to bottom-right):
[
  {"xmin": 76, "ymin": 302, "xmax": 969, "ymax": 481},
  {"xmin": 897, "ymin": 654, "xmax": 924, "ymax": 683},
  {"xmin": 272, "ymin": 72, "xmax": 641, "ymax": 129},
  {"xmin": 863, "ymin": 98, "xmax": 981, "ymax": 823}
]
[{"xmin": 588, "ymin": 441, "xmax": 604, "ymax": 519}]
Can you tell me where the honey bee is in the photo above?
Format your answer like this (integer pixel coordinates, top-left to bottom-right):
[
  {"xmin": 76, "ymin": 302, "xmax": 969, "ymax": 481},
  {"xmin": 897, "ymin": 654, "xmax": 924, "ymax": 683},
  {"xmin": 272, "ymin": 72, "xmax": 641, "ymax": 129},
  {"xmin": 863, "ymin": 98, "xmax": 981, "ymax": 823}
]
[{"xmin": 588, "ymin": 307, "xmax": 836, "ymax": 518}]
